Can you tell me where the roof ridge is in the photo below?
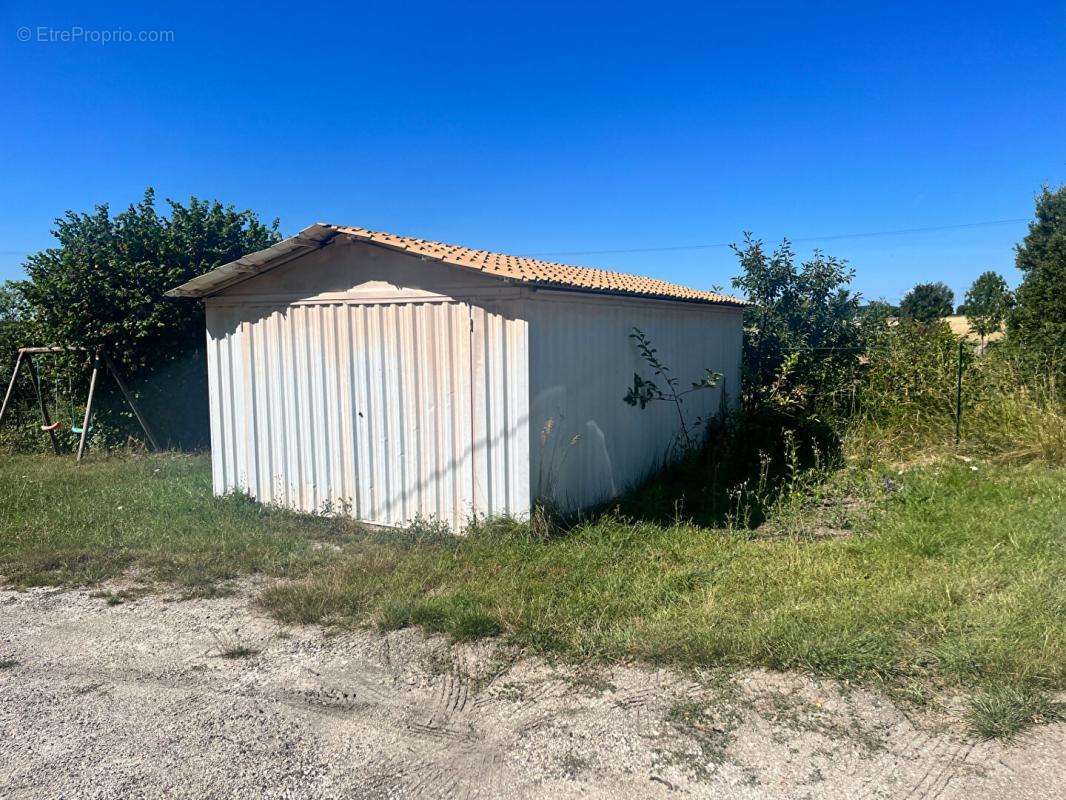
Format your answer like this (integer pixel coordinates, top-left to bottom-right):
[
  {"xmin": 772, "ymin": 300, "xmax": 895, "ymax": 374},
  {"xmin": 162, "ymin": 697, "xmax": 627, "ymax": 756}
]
[{"xmin": 166, "ymin": 222, "xmax": 748, "ymax": 305}]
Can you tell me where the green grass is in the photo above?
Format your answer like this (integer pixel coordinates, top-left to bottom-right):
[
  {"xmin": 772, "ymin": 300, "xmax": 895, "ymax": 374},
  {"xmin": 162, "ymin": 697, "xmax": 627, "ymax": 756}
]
[
  {"xmin": 0, "ymin": 452, "xmax": 358, "ymax": 594},
  {"xmin": 258, "ymin": 461, "xmax": 1065, "ymax": 693},
  {"xmin": 966, "ymin": 686, "xmax": 1064, "ymax": 741},
  {"xmin": 0, "ymin": 450, "xmax": 1063, "ymax": 738}
]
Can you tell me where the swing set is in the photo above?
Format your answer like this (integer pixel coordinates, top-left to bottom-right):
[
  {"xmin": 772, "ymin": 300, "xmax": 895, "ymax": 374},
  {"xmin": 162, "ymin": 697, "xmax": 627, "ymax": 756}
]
[{"xmin": 0, "ymin": 346, "xmax": 159, "ymax": 461}]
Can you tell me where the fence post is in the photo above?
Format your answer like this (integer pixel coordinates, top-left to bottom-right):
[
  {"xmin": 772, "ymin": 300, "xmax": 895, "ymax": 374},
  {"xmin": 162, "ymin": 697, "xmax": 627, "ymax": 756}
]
[{"xmin": 954, "ymin": 340, "xmax": 964, "ymax": 447}]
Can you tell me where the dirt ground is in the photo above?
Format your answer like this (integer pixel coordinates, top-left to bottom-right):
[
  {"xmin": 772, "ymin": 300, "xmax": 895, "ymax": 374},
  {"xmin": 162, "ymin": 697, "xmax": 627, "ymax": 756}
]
[{"xmin": 0, "ymin": 583, "xmax": 1062, "ymax": 799}]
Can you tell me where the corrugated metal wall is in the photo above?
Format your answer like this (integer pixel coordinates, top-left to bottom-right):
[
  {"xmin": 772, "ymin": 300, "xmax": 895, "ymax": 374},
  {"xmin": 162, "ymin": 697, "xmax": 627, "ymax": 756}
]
[
  {"xmin": 205, "ymin": 297, "xmax": 529, "ymax": 528},
  {"xmin": 202, "ymin": 242, "xmax": 743, "ymax": 528},
  {"xmin": 528, "ymin": 294, "xmax": 743, "ymax": 511}
]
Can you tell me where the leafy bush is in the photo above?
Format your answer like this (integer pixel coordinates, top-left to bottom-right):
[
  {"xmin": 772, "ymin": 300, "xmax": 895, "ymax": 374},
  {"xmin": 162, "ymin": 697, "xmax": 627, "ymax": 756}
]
[
  {"xmin": 731, "ymin": 235, "xmax": 863, "ymax": 416},
  {"xmin": 3, "ymin": 188, "xmax": 279, "ymax": 451},
  {"xmin": 852, "ymin": 320, "xmax": 964, "ymax": 450}
]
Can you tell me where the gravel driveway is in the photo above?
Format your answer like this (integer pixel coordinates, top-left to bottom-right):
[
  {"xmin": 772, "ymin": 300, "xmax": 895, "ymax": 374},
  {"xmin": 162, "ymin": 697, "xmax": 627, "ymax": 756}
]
[{"xmin": 0, "ymin": 583, "xmax": 1062, "ymax": 799}]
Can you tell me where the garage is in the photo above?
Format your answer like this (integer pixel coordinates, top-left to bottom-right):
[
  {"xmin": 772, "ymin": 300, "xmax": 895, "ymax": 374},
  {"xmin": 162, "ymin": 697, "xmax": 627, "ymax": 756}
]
[{"xmin": 167, "ymin": 223, "xmax": 745, "ymax": 528}]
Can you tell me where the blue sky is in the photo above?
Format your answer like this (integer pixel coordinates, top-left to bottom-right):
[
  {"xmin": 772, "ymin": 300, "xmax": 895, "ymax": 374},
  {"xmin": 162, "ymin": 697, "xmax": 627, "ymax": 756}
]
[{"xmin": 1, "ymin": 2, "xmax": 1063, "ymax": 305}]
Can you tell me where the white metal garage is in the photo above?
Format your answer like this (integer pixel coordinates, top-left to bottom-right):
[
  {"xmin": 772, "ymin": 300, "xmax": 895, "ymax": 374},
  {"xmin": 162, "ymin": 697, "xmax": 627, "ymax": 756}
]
[{"xmin": 167, "ymin": 223, "xmax": 746, "ymax": 528}]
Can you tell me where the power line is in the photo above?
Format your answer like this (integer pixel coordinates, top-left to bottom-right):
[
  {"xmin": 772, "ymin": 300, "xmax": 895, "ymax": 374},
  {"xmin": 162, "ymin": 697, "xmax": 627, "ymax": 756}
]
[
  {"xmin": 0, "ymin": 216, "xmax": 1030, "ymax": 261},
  {"xmin": 521, "ymin": 218, "xmax": 1029, "ymax": 258}
]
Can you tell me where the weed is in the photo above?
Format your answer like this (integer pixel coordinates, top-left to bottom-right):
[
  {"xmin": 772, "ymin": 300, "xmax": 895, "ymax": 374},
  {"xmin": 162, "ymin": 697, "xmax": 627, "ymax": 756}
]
[
  {"xmin": 966, "ymin": 686, "xmax": 1063, "ymax": 741},
  {"xmin": 559, "ymin": 752, "xmax": 591, "ymax": 778},
  {"xmin": 207, "ymin": 630, "xmax": 259, "ymax": 660},
  {"xmin": 564, "ymin": 671, "xmax": 618, "ymax": 697},
  {"xmin": 660, "ymin": 698, "xmax": 743, "ymax": 778},
  {"xmin": 624, "ymin": 327, "xmax": 722, "ymax": 452},
  {"xmin": 89, "ymin": 587, "xmax": 148, "ymax": 606},
  {"xmin": 532, "ymin": 417, "xmax": 582, "ymax": 525},
  {"xmin": 494, "ymin": 681, "xmax": 529, "ymax": 703},
  {"xmin": 0, "ymin": 658, "xmax": 17, "ymax": 670},
  {"xmin": 218, "ymin": 645, "xmax": 258, "ymax": 660},
  {"xmin": 754, "ymin": 689, "xmax": 885, "ymax": 752}
]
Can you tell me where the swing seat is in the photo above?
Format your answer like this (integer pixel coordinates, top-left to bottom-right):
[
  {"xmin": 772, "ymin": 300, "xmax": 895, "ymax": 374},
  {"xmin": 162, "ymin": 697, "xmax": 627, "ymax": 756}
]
[
  {"xmin": 72, "ymin": 425, "xmax": 91, "ymax": 435},
  {"xmin": 40, "ymin": 421, "xmax": 61, "ymax": 432}
]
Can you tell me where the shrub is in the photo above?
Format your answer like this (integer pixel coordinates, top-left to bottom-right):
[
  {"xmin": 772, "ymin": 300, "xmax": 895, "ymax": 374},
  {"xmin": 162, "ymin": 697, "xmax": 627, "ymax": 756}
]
[
  {"xmin": 731, "ymin": 235, "xmax": 863, "ymax": 416},
  {"xmin": 4, "ymin": 189, "xmax": 280, "ymax": 451}
]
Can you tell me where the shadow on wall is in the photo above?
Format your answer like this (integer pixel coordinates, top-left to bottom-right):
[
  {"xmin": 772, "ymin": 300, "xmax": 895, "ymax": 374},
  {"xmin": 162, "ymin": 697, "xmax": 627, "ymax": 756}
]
[
  {"xmin": 532, "ymin": 412, "xmax": 626, "ymax": 514},
  {"xmin": 195, "ymin": 245, "xmax": 744, "ymax": 526},
  {"xmin": 531, "ymin": 373, "xmax": 731, "ymax": 516}
]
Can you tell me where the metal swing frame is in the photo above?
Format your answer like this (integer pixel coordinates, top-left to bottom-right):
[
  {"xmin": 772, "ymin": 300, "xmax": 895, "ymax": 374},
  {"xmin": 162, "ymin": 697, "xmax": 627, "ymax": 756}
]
[{"xmin": 0, "ymin": 346, "xmax": 159, "ymax": 461}]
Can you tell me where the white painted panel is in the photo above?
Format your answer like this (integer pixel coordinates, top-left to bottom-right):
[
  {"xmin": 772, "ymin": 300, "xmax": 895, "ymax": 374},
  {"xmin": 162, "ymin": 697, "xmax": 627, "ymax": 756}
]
[
  {"xmin": 470, "ymin": 301, "xmax": 530, "ymax": 520},
  {"xmin": 204, "ymin": 291, "xmax": 530, "ymax": 529},
  {"xmin": 528, "ymin": 293, "xmax": 744, "ymax": 512}
]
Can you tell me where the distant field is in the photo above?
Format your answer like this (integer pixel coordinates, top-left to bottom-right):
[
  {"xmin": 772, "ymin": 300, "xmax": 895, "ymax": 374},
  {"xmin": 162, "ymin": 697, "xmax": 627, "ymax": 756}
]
[
  {"xmin": 0, "ymin": 451, "xmax": 1062, "ymax": 737},
  {"xmin": 942, "ymin": 314, "xmax": 1005, "ymax": 343}
]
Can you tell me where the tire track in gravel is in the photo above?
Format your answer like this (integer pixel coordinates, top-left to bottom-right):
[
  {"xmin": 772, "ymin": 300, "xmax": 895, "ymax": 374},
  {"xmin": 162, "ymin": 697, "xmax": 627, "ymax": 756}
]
[{"xmin": 3, "ymin": 587, "xmax": 1064, "ymax": 800}]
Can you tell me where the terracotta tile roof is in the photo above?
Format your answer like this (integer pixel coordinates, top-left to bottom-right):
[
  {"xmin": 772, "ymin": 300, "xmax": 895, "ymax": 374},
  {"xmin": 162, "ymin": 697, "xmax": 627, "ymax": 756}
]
[
  {"xmin": 166, "ymin": 222, "xmax": 747, "ymax": 306},
  {"xmin": 328, "ymin": 225, "xmax": 745, "ymax": 306}
]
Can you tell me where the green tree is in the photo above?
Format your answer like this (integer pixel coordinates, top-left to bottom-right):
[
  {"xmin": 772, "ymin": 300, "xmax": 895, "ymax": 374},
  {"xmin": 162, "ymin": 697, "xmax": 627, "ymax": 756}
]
[
  {"xmin": 857, "ymin": 299, "xmax": 897, "ymax": 338},
  {"xmin": 731, "ymin": 235, "xmax": 863, "ymax": 413},
  {"xmin": 958, "ymin": 270, "xmax": 1012, "ymax": 344},
  {"xmin": 899, "ymin": 282, "xmax": 954, "ymax": 323},
  {"xmin": 0, "ymin": 285, "xmax": 45, "ymax": 451},
  {"xmin": 1010, "ymin": 186, "xmax": 1066, "ymax": 362},
  {"xmin": 10, "ymin": 188, "xmax": 280, "ymax": 448},
  {"xmin": 0, "ymin": 282, "xmax": 28, "ymax": 364}
]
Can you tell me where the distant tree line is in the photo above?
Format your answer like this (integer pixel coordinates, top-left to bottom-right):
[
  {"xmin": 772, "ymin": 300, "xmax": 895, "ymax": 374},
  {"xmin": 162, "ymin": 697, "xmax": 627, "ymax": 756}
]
[
  {"xmin": 732, "ymin": 184, "xmax": 1065, "ymax": 418},
  {"xmin": 849, "ymin": 186, "xmax": 1066, "ymax": 355}
]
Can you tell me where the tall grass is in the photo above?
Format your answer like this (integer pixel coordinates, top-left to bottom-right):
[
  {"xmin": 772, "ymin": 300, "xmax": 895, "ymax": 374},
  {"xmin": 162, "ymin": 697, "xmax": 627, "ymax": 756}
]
[{"xmin": 848, "ymin": 323, "xmax": 1065, "ymax": 465}]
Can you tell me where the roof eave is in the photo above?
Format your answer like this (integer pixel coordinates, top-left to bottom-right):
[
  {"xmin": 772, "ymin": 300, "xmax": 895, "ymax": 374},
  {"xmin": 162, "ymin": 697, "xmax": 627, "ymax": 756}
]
[
  {"xmin": 163, "ymin": 223, "xmax": 338, "ymax": 299},
  {"xmin": 525, "ymin": 282, "xmax": 749, "ymax": 307}
]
